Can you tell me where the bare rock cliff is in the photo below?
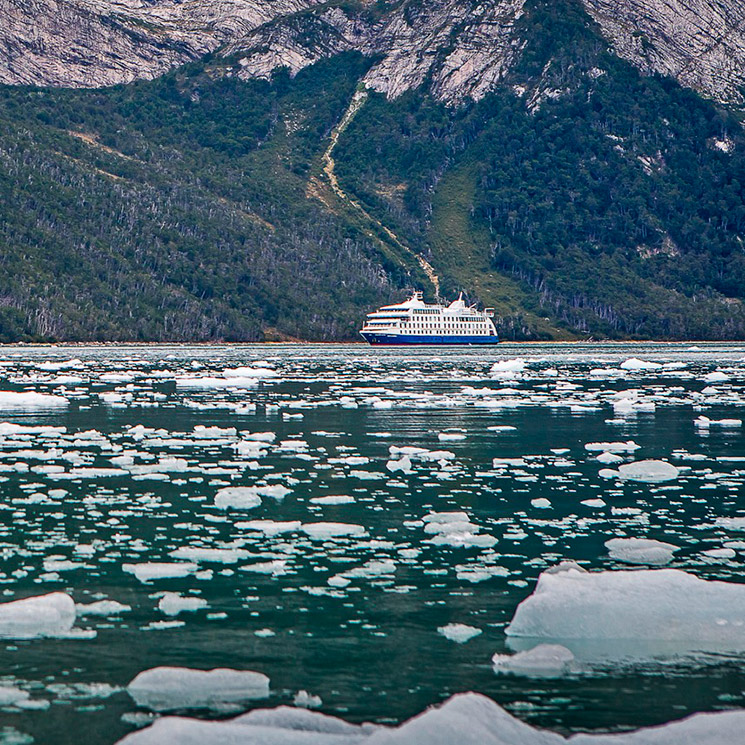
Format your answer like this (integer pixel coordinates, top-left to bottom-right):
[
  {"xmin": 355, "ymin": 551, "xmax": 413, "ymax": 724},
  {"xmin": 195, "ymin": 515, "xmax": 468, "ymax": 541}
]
[
  {"xmin": 581, "ymin": 0, "xmax": 745, "ymax": 103},
  {"xmin": 0, "ymin": 0, "xmax": 320, "ymax": 87},
  {"xmin": 1, "ymin": 0, "xmax": 744, "ymax": 105}
]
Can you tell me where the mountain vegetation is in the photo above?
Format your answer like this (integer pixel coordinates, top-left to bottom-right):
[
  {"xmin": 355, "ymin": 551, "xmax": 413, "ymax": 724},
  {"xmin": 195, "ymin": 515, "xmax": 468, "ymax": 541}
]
[{"xmin": 0, "ymin": 0, "xmax": 744, "ymax": 341}]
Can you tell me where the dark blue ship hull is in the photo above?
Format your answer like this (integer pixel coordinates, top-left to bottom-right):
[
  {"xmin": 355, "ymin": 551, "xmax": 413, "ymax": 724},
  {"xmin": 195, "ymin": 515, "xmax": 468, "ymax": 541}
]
[{"xmin": 360, "ymin": 332, "xmax": 499, "ymax": 345}]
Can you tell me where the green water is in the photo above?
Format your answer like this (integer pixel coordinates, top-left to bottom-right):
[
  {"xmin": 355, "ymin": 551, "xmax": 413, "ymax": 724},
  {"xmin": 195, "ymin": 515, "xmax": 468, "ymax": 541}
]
[{"xmin": 0, "ymin": 343, "xmax": 742, "ymax": 743}]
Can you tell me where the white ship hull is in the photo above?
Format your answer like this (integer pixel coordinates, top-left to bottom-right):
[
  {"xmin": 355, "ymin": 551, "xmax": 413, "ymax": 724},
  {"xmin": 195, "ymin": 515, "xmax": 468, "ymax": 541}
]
[{"xmin": 360, "ymin": 291, "xmax": 499, "ymax": 346}]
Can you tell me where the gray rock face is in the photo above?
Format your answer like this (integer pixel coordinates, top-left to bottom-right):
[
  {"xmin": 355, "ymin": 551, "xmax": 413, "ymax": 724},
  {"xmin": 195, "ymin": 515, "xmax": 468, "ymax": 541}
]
[
  {"xmin": 0, "ymin": 0, "xmax": 320, "ymax": 87},
  {"xmin": 581, "ymin": 0, "xmax": 745, "ymax": 104},
  {"xmin": 361, "ymin": 0, "xmax": 527, "ymax": 104},
  {"xmin": 1, "ymin": 0, "xmax": 744, "ymax": 104}
]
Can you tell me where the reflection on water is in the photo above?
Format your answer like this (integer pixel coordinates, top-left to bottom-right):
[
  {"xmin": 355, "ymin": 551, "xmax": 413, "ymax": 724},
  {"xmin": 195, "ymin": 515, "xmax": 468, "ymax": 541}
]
[{"xmin": 0, "ymin": 342, "xmax": 741, "ymax": 743}]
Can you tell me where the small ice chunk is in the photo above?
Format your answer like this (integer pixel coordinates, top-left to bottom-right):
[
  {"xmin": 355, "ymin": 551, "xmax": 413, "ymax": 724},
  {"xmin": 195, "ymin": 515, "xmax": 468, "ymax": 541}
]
[
  {"xmin": 301, "ymin": 523, "xmax": 366, "ymax": 540},
  {"xmin": 581, "ymin": 499, "xmax": 606, "ymax": 508},
  {"xmin": 293, "ymin": 690, "xmax": 322, "ymax": 709},
  {"xmin": 127, "ymin": 667, "xmax": 270, "ymax": 712},
  {"xmin": 715, "ymin": 518, "xmax": 745, "ymax": 532},
  {"xmin": 309, "ymin": 495, "xmax": 355, "ymax": 505},
  {"xmin": 702, "ymin": 548, "xmax": 736, "ymax": 560},
  {"xmin": 0, "ymin": 392, "xmax": 68, "ymax": 409},
  {"xmin": 236, "ymin": 520, "xmax": 302, "ymax": 536},
  {"xmin": 596, "ymin": 452, "xmax": 623, "ymax": 464},
  {"xmin": 123, "ymin": 563, "xmax": 198, "ymax": 583},
  {"xmin": 492, "ymin": 644, "xmax": 574, "ymax": 676},
  {"xmin": 175, "ymin": 377, "xmax": 259, "ymax": 389},
  {"xmin": 695, "ymin": 416, "xmax": 742, "ymax": 428},
  {"xmin": 584, "ymin": 440, "xmax": 640, "ymax": 453},
  {"xmin": 158, "ymin": 593, "xmax": 208, "ymax": 616},
  {"xmin": 223, "ymin": 366, "xmax": 277, "ymax": 379},
  {"xmin": 386, "ymin": 456, "xmax": 413, "ymax": 474},
  {"xmin": 214, "ymin": 487, "xmax": 262, "ymax": 510},
  {"xmin": 438, "ymin": 623, "xmax": 482, "ymax": 644},
  {"xmin": 605, "ymin": 538, "xmax": 678, "ymax": 565},
  {"xmin": 0, "ymin": 592, "xmax": 75, "ymax": 639},
  {"xmin": 76, "ymin": 600, "xmax": 131, "ymax": 617},
  {"xmin": 617, "ymin": 460, "xmax": 679, "ymax": 483},
  {"xmin": 491, "ymin": 358, "xmax": 526, "ymax": 373},
  {"xmin": 620, "ymin": 358, "xmax": 661, "ymax": 370},
  {"xmin": 531, "ymin": 498, "xmax": 551, "ymax": 509},
  {"xmin": 438, "ymin": 432, "xmax": 466, "ymax": 442},
  {"xmin": 0, "ymin": 686, "xmax": 31, "ymax": 707}
]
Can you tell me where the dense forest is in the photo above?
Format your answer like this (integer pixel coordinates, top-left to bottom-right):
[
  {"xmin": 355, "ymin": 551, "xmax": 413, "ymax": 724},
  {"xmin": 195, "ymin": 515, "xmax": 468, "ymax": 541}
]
[{"xmin": 1, "ymin": 0, "xmax": 744, "ymax": 341}]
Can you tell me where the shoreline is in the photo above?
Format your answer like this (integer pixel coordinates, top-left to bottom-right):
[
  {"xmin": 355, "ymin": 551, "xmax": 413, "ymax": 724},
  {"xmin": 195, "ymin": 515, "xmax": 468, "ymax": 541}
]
[{"xmin": 0, "ymin": 339, "xmax": 743, "ymax": 348}]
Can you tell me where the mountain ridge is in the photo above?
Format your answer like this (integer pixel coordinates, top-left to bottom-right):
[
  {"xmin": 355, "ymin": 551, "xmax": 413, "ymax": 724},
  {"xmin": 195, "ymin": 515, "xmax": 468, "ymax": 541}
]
[{"xmin": 0, "ymin": 0, "xmax": 744, "ymax": 341}]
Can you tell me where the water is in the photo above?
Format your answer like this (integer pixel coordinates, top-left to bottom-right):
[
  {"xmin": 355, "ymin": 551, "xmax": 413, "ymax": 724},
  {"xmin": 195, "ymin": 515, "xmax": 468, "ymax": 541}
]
[{"xmin": 0, "ymin": 342, "xmax": 742, "ymax": 743}]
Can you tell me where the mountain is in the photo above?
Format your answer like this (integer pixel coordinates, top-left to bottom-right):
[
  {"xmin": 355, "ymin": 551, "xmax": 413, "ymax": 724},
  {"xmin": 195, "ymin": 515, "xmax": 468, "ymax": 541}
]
[{"xmin": 0, "ymin": 0, "xmax": 744, "ymax": 341}]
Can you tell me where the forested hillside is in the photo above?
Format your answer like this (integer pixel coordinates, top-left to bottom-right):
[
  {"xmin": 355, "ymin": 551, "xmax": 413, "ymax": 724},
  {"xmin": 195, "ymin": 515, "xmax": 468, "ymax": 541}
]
[{"xmin": 0, "ymin": 0, "xmax": 744, "ymax": 341}]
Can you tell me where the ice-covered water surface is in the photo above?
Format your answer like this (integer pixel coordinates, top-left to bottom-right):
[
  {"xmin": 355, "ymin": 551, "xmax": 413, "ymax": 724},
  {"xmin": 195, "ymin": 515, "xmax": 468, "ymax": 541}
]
[{"xmin": 0, "ymin": 342, "xmax": 743, "ymax": 744}]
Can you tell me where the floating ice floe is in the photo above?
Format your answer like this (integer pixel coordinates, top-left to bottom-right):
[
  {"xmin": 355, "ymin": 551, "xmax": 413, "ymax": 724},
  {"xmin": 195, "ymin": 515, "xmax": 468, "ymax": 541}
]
[
  {"xmin": 239, "ymin": 560, "xmax": 288, "ymax": 576},
  {"xmin": 492, "ymin": 644, "xmax": 575, "ymax": 677},
  {"xmin": 603, "ymin": 460, "xmax": 680, "ymax": 483},
  {"xmin": 236, "ymin": 520, "xmax": 302, "ymax": 536},
  {"xmin": 506, "ymin": 564, "xmax": 745, "ymax": 649},
  {"xmin": 455, "ymin": 563, "xmax": 509, "ymax": 583},
  {"xmin": 580, "ymin": 499, "xmax": 606, "ymax": 508},
  {"xmin": 695, "ymin": 416, "xmax": 742, "ymax": 429},
  {"xmin": 75, "ymin": 600, "xmax": 131, "ymax": 617},
  {"xmin": 605, "ymin": 538, "xmax": 678, "ymax": 565},
  {"xmin": 293, "ymin": 690, "xmax": 322, "ymax": 709},
  {"xmin": 309, "ymin": 495, "xmax": 355, "ymax": 505},
  {"xmin": 595, "ymin": 452, "xmax": 623, "ymax": 464},
  {"xmin": 703, "ymin": 371, "xmax": 730, "ymax": 382},
  {"xmin": 169, "ymin": 547, "xmax": 251, "ymax": 564},
  {"xmin": 301, "ymin": 523, "xmax": 366, "ymax": 540},
  {"xmin": 175, "ymin": 377, "xmax": 260, "ymax": 389},
  {"xmin": 222, "ymin": 366, "xmax": 277, "ymax": 379},
  {"xmin": 438, "ymin": 432, "xmax": 466, "ymax": 442},
  {"xmin": 584, "ymin": 440, "xmax": 639, "ymax": 453},
  {"xmin": 115, "ymin": 690, "xmax": 745, "ymax": 745},
  {"xmin": 491, "ymin": 358, "xmax": 526, "ymax": 373},
  {"xmin": 386, "ymin": 456, "xmax": 413, "ymax": 474},
  {"xmin": 437, "ymin": 623, "xmax": 482, "ymax": 644},
  {"xmin": 127, "ymin": 667, "xmax": 270, "ymax": 712},
  {"xmin": 0, "ymin": 391, "xmax": 68, "ymax": 409},
  {"xmin": 38, "ymin": 358, "xmax": 83, "ymax": 371},
  {"xmin": 158, "ymin": 593, "xmax": 208, "ymax": 616},
  {"xmin": 389, "ymin": 446, "xmax": 454, "ymax": 462},
  {"xmin": 701, "ymin": 548, "xmax": 736, "ymax": 560},
  {"xmin": 214, "ymin": 487, "xmax": 262, "ymax": 510},
  {"xmin": 423, "ymin": 512, "xmax": 497, "ymax": 548},
  {"xmin": 619, "ymin": 358, "xmax": 661, "ymax": 371},
  {"xmin": 0, "ymin": 592, "xmax": 76, "ymax": 639},
  {"xmin": 123, "ymin": 563, "xmax": 199, "ymax": 583},
  {"xmin": 713, "ymin": 517, "xmax": 745, "ymax": 531}
]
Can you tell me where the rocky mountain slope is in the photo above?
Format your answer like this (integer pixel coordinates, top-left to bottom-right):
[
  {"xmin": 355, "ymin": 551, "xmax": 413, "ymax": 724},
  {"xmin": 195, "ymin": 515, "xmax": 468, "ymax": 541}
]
[
  {"xmin": 2, "ymin": 0, "xmax": 745, "ymax": 104},
  {"xmin": 0, "ymin": 0, "xmax": 744, "ymax": 341}
]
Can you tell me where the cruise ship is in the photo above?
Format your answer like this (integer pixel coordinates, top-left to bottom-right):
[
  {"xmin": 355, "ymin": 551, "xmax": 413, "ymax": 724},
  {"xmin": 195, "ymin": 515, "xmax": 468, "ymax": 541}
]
[{"xmin": 360, "ymin": 291, "xmax": 499, "ymax": 345}]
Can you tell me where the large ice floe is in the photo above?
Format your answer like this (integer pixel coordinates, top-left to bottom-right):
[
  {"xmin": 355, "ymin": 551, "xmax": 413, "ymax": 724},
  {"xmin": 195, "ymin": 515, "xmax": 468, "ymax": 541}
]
[
  {"xmin": 0, "ymin": 592, "xmax": 76, "ymax": 639},
  {"xmin": 492, "ymin": 644, "xmax": 576, "ymax": 677},
  {"xmin": 604, "ymin": 538, "xmax": 678, "ymax": 565},
  {"xmin": 599, "ymin": 460, "xmax": 679, "ymax": 483},
  {"xmin": 0, "ymin": 391, "xmax": 68, "ymax": 409},
  {"xmin": 506, "ymin": 564, "xmax": 745, "ymax": 655},
  {"xmin": 116, "ymin": 691, "xmax": 745, "ymax": 744},
  {"xmin": 127, "ymin": 667, "xmax": 270, "ymax": 712}
]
